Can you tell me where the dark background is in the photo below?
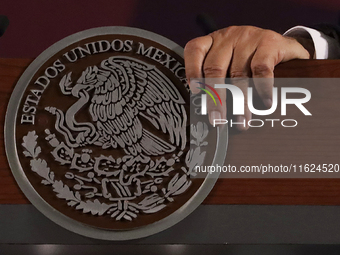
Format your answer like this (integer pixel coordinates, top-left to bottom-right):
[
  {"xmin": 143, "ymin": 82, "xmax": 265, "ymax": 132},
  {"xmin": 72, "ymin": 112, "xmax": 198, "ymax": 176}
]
[
  {"xmin": 2, "ymin": 1, "xmax": 340, "ymax": 252},
  {"xmin": 1, "ymin": 0, "xmax": 340, "ymax": 58}
]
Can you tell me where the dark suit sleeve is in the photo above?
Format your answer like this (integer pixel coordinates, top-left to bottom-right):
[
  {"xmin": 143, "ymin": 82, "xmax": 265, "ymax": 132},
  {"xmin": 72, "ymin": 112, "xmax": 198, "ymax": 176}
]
[
  {"xmin": 312, "ymin": 24, "xmax": 340, "ymax": 43},
  {"xmin": 312, "ymin": 24, "xmax": 340, "ymax": 58}
]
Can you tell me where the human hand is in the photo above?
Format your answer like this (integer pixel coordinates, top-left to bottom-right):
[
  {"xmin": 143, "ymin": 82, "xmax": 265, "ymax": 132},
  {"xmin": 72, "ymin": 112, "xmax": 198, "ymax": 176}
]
[{"xmin": 184, "ymin": 26, "xmax": 311, "ymax": 130}]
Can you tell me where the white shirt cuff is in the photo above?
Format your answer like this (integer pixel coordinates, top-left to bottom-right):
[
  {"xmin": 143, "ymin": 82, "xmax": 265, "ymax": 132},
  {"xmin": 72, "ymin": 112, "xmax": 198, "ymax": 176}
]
[{"xmin": 284, "ymin": 25, "xmax": 329, "ymax": 59}]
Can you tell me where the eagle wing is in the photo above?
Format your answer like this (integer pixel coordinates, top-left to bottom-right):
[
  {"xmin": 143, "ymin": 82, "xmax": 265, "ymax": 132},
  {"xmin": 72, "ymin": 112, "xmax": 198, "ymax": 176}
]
[{"xmin": 100, "ymin": 57, "xmax": 187, "ymax": 150}]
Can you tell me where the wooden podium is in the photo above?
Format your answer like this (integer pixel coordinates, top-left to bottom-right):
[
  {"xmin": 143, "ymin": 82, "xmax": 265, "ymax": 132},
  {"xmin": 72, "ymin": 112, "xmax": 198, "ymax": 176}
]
[{"xmin": 1, "ymin": 58, "xmax": 340, "ymax": 205}]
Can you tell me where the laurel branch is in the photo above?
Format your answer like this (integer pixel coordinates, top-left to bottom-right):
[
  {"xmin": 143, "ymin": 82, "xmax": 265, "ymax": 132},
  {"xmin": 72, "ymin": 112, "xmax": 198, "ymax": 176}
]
[{"xmin": 22, "ymin": 122, "xmax": 207, "ymax": 221}]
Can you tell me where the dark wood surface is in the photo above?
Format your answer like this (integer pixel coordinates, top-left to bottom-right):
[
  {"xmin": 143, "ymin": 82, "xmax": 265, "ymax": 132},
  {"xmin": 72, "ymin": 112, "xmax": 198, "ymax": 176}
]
[{"xmin": 2, "ymin": 58, "xmax": 340, "ymax": 205}]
